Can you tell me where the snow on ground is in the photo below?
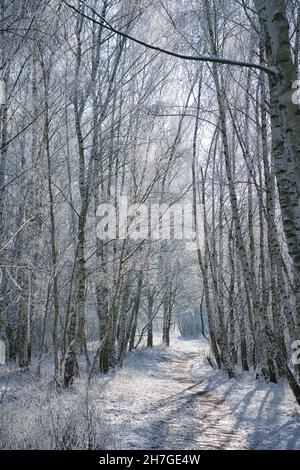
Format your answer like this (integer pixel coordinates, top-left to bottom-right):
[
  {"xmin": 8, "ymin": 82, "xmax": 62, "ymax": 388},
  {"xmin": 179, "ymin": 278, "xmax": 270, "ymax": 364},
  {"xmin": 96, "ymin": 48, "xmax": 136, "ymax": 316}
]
[
  {"xmin": 0, "ymin": 336, "xmax": 300, "ymax": 449},
  {"xmin": 187, "ymin": 339, "xmax": 300, "ymax": 450},
  {"xmin": 93, "ymin": 335, "xmax": 300, "ymax": 449}
]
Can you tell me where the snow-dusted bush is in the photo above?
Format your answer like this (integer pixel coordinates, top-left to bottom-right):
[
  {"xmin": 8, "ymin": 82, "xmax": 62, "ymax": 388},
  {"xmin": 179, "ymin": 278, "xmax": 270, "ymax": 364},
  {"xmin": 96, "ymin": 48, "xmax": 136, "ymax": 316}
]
[{"xmin": 0, "ymin": 381, "xmax": 119, "ymax": 450}]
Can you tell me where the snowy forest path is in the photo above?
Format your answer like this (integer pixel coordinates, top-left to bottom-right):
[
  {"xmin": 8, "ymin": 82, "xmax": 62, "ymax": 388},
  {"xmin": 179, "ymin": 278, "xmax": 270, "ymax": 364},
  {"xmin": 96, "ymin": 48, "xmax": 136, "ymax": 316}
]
[
  {"xmin": 127, "ymin": 345, "xmax": 249, "ymax": 450},
  {"xmin": 102, "ymin": 338, "xmax": 299, "ymax": 449}
]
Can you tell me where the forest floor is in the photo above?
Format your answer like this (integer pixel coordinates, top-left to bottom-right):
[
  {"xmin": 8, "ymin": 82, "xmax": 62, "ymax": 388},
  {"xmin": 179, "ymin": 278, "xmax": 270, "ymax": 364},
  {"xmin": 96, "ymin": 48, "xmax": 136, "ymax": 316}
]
[
  {"xmin": 100, "ymin": 337, "xmax": 300, "ymax": 449},
  {"xmin": 0, "ymin": 336, "xmax": 300, "ymax": 449}
]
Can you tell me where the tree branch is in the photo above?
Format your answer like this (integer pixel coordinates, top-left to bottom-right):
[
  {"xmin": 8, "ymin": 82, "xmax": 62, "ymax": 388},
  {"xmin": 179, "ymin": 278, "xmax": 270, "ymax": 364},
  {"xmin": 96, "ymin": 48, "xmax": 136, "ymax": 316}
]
[{"xmin": 63, "ymin": 0, "xmax": 277, "ymax": 76}]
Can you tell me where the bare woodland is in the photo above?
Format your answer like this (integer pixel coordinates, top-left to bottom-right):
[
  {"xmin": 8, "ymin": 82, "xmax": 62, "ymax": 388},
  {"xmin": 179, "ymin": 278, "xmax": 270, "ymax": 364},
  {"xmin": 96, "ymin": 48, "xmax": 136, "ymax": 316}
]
[{"xmin": 0, "ymin": 0, "xmax": 300, "ymax": 450}]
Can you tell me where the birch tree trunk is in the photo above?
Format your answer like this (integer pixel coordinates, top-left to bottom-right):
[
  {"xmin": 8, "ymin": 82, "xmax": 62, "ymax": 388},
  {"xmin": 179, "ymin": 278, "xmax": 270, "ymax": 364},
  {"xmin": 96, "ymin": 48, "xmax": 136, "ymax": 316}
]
[{"xmin": 256, "ymin": 0, "xmax": 300, "ymax": 346}]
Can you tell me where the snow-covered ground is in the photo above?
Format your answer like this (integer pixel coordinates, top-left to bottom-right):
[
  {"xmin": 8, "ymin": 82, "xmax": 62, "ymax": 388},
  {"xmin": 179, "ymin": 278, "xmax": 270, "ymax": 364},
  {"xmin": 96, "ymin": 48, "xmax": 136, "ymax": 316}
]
[
  {"xmin": 95, "ymin": 336, "xmax": 300, "ymax": 449},
  {"xmin": 0, "ymin": 336, "xmax": 299, "ymax": 449}
]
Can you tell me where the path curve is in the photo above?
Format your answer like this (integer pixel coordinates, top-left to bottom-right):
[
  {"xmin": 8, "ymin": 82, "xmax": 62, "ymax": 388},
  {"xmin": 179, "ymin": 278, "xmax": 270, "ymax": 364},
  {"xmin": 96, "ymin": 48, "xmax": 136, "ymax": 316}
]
[{"xmin": 137, "ymin": 350, "xmax": 248, "ymax": 450}]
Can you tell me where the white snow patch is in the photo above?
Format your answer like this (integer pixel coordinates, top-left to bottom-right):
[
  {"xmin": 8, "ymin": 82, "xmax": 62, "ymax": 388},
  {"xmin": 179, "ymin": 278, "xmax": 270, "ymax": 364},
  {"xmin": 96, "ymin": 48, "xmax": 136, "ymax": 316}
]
[
  {"xmin": 97, "ymin": 336, "xmax": 300, "ymax": 449},
  {"xmin": 0, "ymin": 336, "xmax": 299, "ymax": 449}
]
